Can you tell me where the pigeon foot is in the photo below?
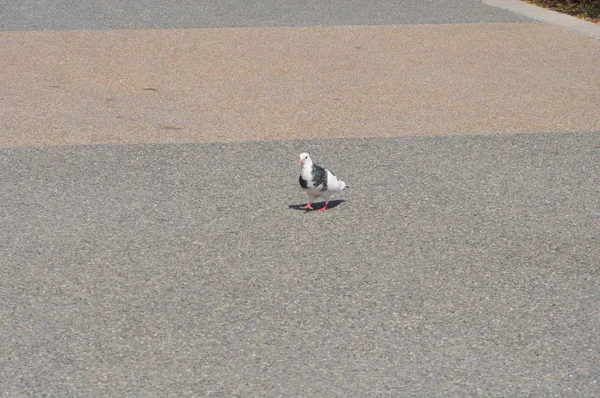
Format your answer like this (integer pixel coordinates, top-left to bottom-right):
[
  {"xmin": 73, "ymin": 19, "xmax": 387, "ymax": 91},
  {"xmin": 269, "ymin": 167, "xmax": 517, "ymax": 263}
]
[
  {"xmin": 300, "ymin": 203, "xmax": 313, "ymax": 210},
  {"xmin": 315, "ymin": 205, "xmax": 327, "ymax": 212}
]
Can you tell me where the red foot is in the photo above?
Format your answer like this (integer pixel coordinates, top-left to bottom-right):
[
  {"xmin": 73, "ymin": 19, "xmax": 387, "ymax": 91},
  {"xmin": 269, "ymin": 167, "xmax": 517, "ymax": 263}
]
[
  {"xmin": 299, "ymin": 203, "xmax": 313, "ymax": 210},
  {"xmin": 315, "ymin": 205, "xmax": 327, "ymax": 212}
]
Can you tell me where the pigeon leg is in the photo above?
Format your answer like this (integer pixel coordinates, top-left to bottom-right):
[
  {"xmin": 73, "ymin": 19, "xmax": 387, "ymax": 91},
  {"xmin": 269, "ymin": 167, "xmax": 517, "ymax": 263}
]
[
  {"xmin": 315, "ymin": 203, "xmax": 328, "ymax": 212},
  {"xmin": 299, "ymin": 203, "xmax": 313, "ymax": 210}
]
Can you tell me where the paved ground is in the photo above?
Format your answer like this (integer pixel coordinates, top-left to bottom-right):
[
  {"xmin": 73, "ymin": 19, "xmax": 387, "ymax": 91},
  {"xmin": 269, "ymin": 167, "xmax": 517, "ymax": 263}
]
[
  {"xmin": 0, "ymin": 0, "xmax": 530, "ymax": 30},
  {"xmin": 1, "ymin": 0, "xmax": 599, "ymax": 396}
]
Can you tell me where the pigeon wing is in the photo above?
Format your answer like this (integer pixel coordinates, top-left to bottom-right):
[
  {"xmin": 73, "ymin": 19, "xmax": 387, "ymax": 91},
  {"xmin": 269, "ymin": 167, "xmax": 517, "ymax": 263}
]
[
  {"xmin": 299, "ymin": 175, "xmax": 308, "ymax": 189},
  {"xmin": 311, "ymin": 165, "xmax": 328, "ymax": 191},
  {"xmin": 326, "ymin": 169, "xmax": 346, "ymax": 192}
]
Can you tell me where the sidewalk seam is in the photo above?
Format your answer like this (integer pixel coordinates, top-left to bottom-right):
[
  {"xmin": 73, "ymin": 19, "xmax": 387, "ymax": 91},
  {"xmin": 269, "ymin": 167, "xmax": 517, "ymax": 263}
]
[{"xmin": 482, "ymin": 0, "xmax": 600, "ymax": 38}]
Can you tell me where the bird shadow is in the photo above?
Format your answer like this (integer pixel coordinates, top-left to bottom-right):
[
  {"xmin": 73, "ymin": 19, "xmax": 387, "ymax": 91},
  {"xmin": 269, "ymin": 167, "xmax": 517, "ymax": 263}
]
[{"xmin": 288, "ymin": 200, "xmax": 346, "ymax": 211}]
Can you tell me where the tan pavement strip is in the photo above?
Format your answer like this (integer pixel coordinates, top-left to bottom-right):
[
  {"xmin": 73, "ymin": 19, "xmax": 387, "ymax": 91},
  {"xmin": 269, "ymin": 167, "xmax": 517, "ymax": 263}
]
[{"xmin": 1, "ymin": 23, "xmax": 599, "ymax": 147}]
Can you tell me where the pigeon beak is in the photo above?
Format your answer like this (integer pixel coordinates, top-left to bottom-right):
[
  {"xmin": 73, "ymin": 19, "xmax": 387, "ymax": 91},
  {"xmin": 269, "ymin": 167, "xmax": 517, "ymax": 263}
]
[{"xmin": 299, "ymin": 159, "xmax": 304, "ymax": 164}]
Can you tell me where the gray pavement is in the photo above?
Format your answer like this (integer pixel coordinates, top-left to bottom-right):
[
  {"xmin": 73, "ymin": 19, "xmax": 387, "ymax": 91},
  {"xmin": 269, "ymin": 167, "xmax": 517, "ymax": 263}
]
[
  {"xmin": 2, "ymin": 133, "xmax": 599, "ymax": 396},
  {"xmin": 0, "ymin": 0, "xmax": 530, "ymax": 31},
  {"xmin": 1, "ymin": 0, "xmax": 599, "ymax": 396}
]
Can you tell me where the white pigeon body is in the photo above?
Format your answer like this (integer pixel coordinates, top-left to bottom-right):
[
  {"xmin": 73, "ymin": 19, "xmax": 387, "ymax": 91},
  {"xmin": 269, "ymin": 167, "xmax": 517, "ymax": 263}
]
[{"xmin": 298, "ymin": 152, "xmax": 347, "ymax": 211}]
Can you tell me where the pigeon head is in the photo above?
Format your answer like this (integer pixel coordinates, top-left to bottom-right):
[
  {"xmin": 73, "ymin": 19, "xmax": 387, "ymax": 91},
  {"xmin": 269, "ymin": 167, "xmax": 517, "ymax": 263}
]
[{"xmin": 299, "ymin": 152, "xmax": 312, "ymax": 165}]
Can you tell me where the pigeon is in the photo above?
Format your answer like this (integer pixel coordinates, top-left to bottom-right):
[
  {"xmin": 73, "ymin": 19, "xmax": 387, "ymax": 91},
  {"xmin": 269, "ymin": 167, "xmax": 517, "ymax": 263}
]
[{"xmin": 298, "ymin": 152, "xmax": 347, "ymax": 211}]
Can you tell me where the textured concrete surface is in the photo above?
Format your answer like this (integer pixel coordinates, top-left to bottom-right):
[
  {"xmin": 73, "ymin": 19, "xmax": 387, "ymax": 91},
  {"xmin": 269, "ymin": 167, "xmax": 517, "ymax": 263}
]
[
  {"xmin": 0, "ymin": 133, "xmax": 600, "ymax": 397},
  {"xmin": 2, "ymin": 133, "xmax": 599, "ymax": 396},
  {"xmin": 1, "ymin": 0, "xmax": 599, "ymax": 396},
  {"xmin": 1, "ymin": 23, "xmax": 599, "ymax": 147}
]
